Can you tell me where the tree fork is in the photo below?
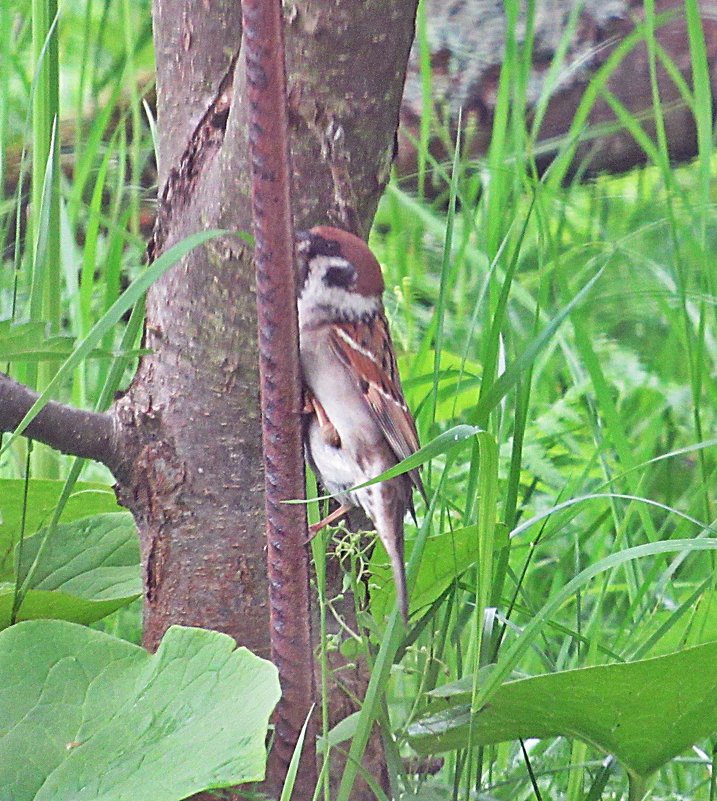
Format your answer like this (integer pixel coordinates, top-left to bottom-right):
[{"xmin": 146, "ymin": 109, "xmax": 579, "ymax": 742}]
[{"xmin": 0, "ymin": 372, "xmax": 121, "ymax": 472}]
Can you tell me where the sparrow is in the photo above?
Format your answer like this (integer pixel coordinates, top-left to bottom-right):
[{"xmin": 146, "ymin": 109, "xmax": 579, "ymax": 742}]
[{"xmin": 296, "ymin": 225, "xmax": 427, "ymax": 623}]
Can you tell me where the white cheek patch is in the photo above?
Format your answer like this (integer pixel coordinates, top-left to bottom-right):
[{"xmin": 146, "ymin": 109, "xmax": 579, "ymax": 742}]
[{"xmin": 298, "ymin": 256, "xmax": 380, "ymax": 325}]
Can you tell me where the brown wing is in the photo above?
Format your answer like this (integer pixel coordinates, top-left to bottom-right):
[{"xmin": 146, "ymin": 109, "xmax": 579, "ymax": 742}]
[{"xmin": 328, "ymin": 317, "xmax": 427, "ymax": 504}]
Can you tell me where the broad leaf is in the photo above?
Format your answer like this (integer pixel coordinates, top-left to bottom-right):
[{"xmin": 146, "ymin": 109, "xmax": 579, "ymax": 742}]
[
  {"xmin": 408, "ymin": 641, "xmax": 717, "ymax": 778},
  {"xmin": 0, "ymin": 620, "xmax": 280, "ymax": 800},
  {"xmin": 0, "ymin": 480, "xmax": 122, "ymax": 580},
  {"xmin": 370, "ymin": 525, "xmax": 476, "ymax": 621},
  {"xmin": 0, "ymin": 512, "xmax": 141, "ymax": 628}
]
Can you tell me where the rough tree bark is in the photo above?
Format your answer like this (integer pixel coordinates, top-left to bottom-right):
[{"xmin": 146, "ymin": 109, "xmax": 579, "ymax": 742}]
[
  {"xmin": 1, "ymin": 1, "xmax": 418, "ymax": 797},
  {"xmin": 399, "ymin": 0, "xmax": 717, "ymax": 182}
]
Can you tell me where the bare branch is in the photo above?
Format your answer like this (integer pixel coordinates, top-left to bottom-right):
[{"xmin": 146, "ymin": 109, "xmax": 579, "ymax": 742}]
[{"xmin": 0, "ymin": 372, "xmax": 118, "ymax": 470}]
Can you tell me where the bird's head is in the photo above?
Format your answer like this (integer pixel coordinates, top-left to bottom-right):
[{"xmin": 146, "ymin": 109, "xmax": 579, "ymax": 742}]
[{"xmin": 295, "ymin": 226, "xmax": 384, "ymax": 324}]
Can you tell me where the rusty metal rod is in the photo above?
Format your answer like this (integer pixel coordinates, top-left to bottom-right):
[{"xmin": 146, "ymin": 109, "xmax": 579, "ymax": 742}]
[{"xmin": 242, "ymin": 0, "xmax": 317, "ymax": 796}]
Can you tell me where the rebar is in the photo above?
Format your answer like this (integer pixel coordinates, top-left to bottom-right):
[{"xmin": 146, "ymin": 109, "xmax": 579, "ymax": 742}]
[{"xmin": 242, "ymin": 0, "xmax": 317, "ymax": 796}]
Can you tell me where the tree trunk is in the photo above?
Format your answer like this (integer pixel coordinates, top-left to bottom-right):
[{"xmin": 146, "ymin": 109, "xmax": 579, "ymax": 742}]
[
  {"xmin": 112, "ymin": 0, "xmax": 417, "ymax": 653},
  {"xmin": 118, "ymin": 0, "xmax": 261, "ymax": 656}
]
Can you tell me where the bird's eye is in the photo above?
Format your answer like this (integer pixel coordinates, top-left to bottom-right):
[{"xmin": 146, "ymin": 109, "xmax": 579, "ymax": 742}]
[
  {"xmin": 308, "ymin": 235, "xmax": 341, "ymax": 259},
  {"xmin": 323, "ymin": 263, "xmax": 356, "ymax": 289}
]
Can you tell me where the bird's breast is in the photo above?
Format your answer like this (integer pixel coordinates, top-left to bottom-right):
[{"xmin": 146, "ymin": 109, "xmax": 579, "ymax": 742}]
[{"xmin": 300, "ymin": 327, "xmax": 383, "ymax": 452}]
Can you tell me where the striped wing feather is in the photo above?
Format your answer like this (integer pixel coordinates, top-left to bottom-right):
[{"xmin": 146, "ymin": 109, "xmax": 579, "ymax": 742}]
[{"xmin": 328, "ymin": 318, "xmax": 427, "ymax": 503}]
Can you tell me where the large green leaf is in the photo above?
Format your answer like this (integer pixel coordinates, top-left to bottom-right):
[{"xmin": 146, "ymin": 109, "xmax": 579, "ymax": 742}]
[
  {"xmin": 0, "ymin": 512, "xmax": 141, "ymax": 628},
  {"xmin": 0, "ymin": 479, "xmax": 121, "ymax": 580},
  {"xmin": 0, "ymin": 620, "xmax": 280, "ymax": 800},
  {"xmin": 408, "ymin": 641, "xmax": 717, "ymax": 778}
]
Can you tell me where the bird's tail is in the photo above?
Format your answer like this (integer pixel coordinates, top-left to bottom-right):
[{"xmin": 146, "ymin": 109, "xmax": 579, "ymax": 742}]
[{"xmin": 381, "ymin": 526, "xmax": 408, "ymax": 625}]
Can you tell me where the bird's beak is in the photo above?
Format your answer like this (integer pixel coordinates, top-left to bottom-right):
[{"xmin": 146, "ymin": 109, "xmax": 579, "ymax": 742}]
[
  {"xmin": 295, "ymin": 230, "xmax": 310, "ymax": 253},
  {"xmin": 295, "ymin": 230, "xmax": 310, "ymax": 291}
]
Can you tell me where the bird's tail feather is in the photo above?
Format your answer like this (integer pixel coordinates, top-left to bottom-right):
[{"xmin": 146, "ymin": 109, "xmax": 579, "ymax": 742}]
[{"xmin": 380, "ymin": 527, "xmax": 408, "ymax": 625}]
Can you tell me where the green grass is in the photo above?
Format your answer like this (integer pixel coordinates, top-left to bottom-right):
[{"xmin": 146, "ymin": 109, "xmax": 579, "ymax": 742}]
[
  {"xmin": 358, "ymin": 7, "xmax": 716, "ymax": 797},
  {"xmin": 1, "ymin": 0, "xmax": 153, "ymax": 482},
  {"xmin": 2, "ymin": 2, "xmax": 717, "ymax": 800}
]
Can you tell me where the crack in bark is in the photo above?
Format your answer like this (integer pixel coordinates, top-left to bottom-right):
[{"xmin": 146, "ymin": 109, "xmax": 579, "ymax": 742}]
[
  {"xmin": 147, "ymin": 51, "xmax": 240, "ymax": 263},
  {"xmin": 146, "ymin": 524, "xmax": 170, "ymax": 602}
]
